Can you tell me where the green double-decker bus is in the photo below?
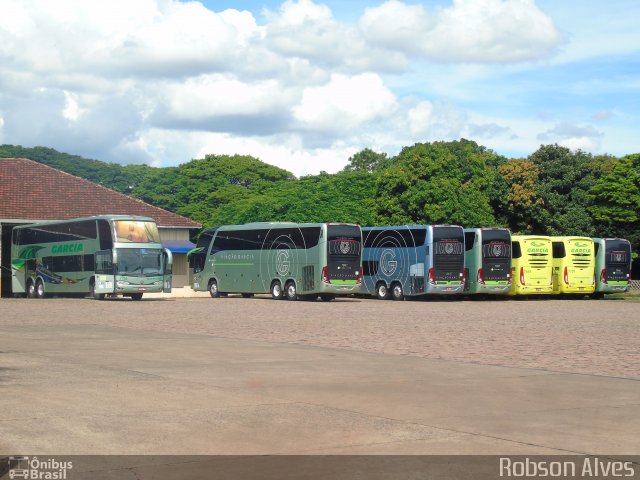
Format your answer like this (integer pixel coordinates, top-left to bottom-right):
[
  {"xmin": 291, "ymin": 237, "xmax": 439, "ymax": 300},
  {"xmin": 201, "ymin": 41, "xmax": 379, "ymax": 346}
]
[
  {"xmin": 11, "ymin": 215, "xmax": 173, "ymax": 300},
  {"xmin": 189, "ymin": 222, "xmax": 363, "ymax": 300}
]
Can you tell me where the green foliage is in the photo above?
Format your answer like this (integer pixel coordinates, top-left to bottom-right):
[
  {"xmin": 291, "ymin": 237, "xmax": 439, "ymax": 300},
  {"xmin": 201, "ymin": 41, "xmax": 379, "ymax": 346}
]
[
  {"xmin": 588, "ymin": 153, "xmax": 640, "ymax": 254},
  {"xmin": 528, "ymin": 144, "xmax": 601, "ymax": 236},
  {"xmin": 375, "ymin": 139, "xmax": 501, "ymax": 227},
  {"xmin": 342, "ymin": 148, "xmax": 391, "ymax": 173},
  {"xmin": 2, "ymin": 142, "xmax": 639, "ymax": 261}
]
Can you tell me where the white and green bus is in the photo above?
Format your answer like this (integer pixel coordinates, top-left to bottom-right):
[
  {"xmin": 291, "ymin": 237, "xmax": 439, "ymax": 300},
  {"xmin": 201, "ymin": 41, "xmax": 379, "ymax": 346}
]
[
  {"xmin": 11, "ymin": 215, "xmax": 172, "ymax": 300},
  {"xmin": 189, "ymin": 222, "xmax": 363, "ymax": 300},
  {"xmin": 592, "ymin": 237, "xmax": 632, "ymax": 297}
]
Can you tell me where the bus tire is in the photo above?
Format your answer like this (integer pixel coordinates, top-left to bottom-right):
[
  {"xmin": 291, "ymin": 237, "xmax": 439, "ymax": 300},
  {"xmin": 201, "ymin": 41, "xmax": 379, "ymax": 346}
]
[
  {"xmin": 26, "ymin": 280, "xmax": 36, "ymax": 299},
  {"xmin": 90, "ymin": 279, "xmax": 105, "ymax": 300},
  {"xmin": 285, "ymin": 281, "xmax": 298, "ymax": 301},
  {"xmin": 375, "ymin": 282, "xmax": 390, "ymax": 300},
  {"xmin": 35, "ymin": 279, "xmax": 46, "ymax": 299},
  {"xmin": 320, "ymin": 294, "xmax": 335, "ymax": 302},
  {"xmin": 271, "ymin": 280, "xmax": 284, "ymax": 300},
  {"xmin": 130, "ymin": 293, "xmax": 143, "ymax": 301},
  {"xmin": 391, "ymin": 282, "xmax": 404, "ymax": 301},
  {"xmin": 208, "ymin": 279, "xmax": 220, "ymax": 298}
]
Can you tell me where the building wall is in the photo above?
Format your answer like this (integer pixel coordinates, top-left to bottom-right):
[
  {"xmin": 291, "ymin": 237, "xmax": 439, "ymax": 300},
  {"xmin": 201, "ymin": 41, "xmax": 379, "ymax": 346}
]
[{"xmin": 159, "ymin": 228, "xmax": 192, "ymax": 288}]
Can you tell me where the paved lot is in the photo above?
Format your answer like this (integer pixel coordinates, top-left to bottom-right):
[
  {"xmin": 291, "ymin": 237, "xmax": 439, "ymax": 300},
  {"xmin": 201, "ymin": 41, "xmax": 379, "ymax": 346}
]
[{"xmin": 0, "ymin": 296, "xmax": 638, "ymax": 457}]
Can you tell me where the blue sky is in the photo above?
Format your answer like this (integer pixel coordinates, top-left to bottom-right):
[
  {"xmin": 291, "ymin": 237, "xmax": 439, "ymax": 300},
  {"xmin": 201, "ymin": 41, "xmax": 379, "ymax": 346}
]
[{"xmin": 0, "ymin": 0, "xmax": 638, "ymax": 175}]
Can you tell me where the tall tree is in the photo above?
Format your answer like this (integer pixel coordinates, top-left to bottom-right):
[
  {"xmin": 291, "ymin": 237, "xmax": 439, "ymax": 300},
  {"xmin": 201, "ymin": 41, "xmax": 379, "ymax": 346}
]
[{"xmin": 375, "ymin": 140, "xmax": 500, "ymax": 227}]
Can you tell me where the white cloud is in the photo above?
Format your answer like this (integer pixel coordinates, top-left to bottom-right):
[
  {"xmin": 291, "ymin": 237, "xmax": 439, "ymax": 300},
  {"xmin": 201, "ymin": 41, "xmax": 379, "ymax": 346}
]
[
  {"xmin": 293, "ymin": 73, "xmax": 397, "ymax": 134},
  {"xmin": 0, "ymin": 0, "xmax": 635, "ymax": 177},
  {"xmin": 408, "ymin": 101, "xmax": 434, "ymax": 136},
  {"xmin": 360, "ymin": 0, "xmax": 561, "ymax": 63}
]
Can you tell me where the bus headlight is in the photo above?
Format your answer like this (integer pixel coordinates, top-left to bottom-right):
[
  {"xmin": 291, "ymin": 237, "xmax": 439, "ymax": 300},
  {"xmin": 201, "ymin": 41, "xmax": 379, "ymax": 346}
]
[
  {"xmin": 117, "ymin": 281, "xmax": 130, "ymax": 286},
  {"xmin": 153, "ymin": 281, "xmax": 162, "ymax": 285}
]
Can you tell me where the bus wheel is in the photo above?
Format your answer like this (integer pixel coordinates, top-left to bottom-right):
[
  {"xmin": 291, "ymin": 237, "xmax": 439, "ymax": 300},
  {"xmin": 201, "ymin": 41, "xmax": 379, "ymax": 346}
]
[
  {"xmin": 26, "ymin": 280, "xmax": 36, "ymax": 299},
  {"xmin": 241, "ymin": 293, "xmax": 254, "ymax": 298},
  {"xmin": 35, "ymin": 279, "xmax": 46, "ymax": 299},
  {"xmin": 391, "ymin": 282, "xmax": 404, "ymax": 301},
  {"xmin": 130, "ymin": 293, "xmax": 143, "ymax": 301},
  {"xmin": 320, "ymin": 294, "xmax": 335, "ymax": 302},
  {"xmin": 285, "ymin": 281, "xmax": 298, "ymax": 301},
  {"xmin": 375, "ymin": 282, "xmax": 390, "ymax": 300},
  {"xmin": 271, "ymin": 281, "xmax": 284, "ymax": 300},
  {"xmin": 208, "ymin": 280, "xmax": 220, "ymax": 298}
]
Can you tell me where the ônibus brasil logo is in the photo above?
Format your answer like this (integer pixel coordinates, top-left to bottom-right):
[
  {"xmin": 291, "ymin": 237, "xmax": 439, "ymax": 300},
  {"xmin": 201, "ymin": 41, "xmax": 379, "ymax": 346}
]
[{"xmin": 7, "ymin": 456, "xmax": 73, "ymax": 479}]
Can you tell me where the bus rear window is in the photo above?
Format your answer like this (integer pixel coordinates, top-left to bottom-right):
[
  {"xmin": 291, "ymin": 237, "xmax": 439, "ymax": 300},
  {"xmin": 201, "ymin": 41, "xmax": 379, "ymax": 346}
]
[
  {"xmin": 433, "ymin": 227, "xmax": 464, "ymax": 255},
  {"xmin": 481, "ymin": 230, "xmax": 510, "ymax": 258},
  {"xmin": 328, "ymin": 225, "xmax": 361, "ymax": 256},
  {"xmin": 606, "ymin": 240, "xmax": 630, "ymax": 264}
]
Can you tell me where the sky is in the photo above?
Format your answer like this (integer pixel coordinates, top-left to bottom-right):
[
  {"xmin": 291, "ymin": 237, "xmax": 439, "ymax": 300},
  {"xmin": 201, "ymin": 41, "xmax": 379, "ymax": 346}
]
[{"xmin": 0, "ymin": 0, "xmax": 638, "ymax": 176}]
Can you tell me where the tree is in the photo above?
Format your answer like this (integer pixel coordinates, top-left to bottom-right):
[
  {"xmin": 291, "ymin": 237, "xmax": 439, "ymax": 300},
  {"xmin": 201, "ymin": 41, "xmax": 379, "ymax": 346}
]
[
  {"xmin": 375, "ymin": 140, "xmax": 499, "ymax": 227},
  {"xmin": 528, "ymin": 144, "xmax": 599, "ymax": 236},
  {"xmin": 498, "ymin": 159, "xmax": 545, "ymax": 233},
  {"xmin": 589, "ymin": 153, "xmax": 640, "ymax": 255},
  {"xmin": 342, "ymin": 148, "xmax": 390, "ymax": 173}
]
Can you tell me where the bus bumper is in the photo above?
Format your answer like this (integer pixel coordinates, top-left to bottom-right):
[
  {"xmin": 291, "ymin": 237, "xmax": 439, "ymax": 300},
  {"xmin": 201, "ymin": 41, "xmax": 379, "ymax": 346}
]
[
  {"xmin": 509, "ymin": 285, "xmax": 553, "ymax": 295},
  {"xmin": 425, "ymin": 283, "xmax": 464, "ymax": 295}
]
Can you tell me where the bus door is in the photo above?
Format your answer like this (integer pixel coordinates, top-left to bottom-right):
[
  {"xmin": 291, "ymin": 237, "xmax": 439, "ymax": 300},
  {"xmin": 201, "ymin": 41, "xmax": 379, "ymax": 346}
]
[
  {"xmin": 162, "ymin": 248, "xmax": 173, "ymax": 293},
  {"xmin": 94, "ymin": 249, "xmax": 115, "ymax": 294}
]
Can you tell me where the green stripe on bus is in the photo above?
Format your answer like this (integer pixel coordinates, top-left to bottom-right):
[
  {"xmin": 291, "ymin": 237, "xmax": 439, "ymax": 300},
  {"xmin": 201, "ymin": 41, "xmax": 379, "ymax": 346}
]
[
  {"xmin": 330, "ymin": 280, "xmax": 358, "ymax": 285},
  {"xmin": 607, "ymin": 281, "xmax": 628, "ymax": 285}
]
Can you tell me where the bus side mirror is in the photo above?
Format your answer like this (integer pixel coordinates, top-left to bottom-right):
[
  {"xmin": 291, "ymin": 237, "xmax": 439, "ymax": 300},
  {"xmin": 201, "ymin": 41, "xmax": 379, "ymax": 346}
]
[{"xmin": 163, "ymin": 248, "xmax": 173, "ymax": 274}]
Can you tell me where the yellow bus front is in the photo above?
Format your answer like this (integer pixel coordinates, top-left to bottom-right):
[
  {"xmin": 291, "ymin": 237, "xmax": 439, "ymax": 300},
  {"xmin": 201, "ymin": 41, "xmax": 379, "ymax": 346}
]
[
  {"xmin": 509, "ymin": 236, "xmax": 553, "ymax": 295},
  {"xmin": 551, "ymin": 237, "xmax": 595, "ymax": 294}
]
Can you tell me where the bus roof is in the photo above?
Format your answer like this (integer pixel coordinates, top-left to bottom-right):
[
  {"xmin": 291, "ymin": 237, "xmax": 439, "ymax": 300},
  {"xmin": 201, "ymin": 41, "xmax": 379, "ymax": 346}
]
[
  {"xmin": 464, "ymin": 227, "xmax": 511, "ymax": 233},
  {"xmin": 214, "ymin": 222, "xmax": 359, "ymax": 231},
  {"xmin": 362, "ymin": 224, "xmax": 462, "ymax": 231},
  {"xmin": 13, "ymin": 215, "xmax": 155, "ymax": 229}
]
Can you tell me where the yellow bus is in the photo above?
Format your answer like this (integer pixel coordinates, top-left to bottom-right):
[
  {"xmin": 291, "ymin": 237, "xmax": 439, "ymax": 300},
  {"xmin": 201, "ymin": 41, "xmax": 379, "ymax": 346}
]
[
  {"xmin": 551, "ymin": 236, "xmax": 595, "ymax": 295},
  {"xmin": 509, "ymin": 235, "xmax": 553, "ymax": 295}
]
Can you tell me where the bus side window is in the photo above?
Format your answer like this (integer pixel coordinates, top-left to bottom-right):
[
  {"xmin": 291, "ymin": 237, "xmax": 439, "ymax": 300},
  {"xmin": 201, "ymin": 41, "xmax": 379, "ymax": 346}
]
[
  {"xmin": 512, "ymin": 241, "xmax": 522, "ymax": 259},
  {"xmin": 98, "ymin": 220, "xmax": 113, "ymax": 250},
  {"xmin": 594, "ymin": 243, "xmax": 600, "ymax": 256}
]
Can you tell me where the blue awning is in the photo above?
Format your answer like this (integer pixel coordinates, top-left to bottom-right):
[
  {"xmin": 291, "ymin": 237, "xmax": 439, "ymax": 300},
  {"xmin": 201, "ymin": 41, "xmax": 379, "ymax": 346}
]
[{"xmin": 162, "ymin": 240, "xmax": 196, "ymax": 254}]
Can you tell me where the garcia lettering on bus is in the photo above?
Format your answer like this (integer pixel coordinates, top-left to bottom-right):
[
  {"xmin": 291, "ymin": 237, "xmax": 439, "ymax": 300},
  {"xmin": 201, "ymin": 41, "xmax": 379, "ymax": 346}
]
[{"xmin": 51, "ymin": 243, "xmax": 84, "ymax": 254}]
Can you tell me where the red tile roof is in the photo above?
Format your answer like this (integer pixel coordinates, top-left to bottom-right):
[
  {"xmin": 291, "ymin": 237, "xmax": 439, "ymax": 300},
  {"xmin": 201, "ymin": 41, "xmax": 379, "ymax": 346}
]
[{"xmin": 0, "ymin": 158, "xmax": 201, "ymax": 228}]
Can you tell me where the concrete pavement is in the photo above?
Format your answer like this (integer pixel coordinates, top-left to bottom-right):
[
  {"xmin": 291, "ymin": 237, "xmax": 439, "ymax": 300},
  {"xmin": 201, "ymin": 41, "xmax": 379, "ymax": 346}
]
[{"xmin": 1, "ymin": 323, "xmax": 638, "ymax": 456}]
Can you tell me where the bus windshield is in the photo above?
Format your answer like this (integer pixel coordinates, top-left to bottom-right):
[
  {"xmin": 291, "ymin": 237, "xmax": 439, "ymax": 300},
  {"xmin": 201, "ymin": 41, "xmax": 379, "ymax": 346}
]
[
  {"xmin": 116, "ymin": 248, "xmax": 163, "ymax": 275},
  {"xmin": 114, "ymin": 220, "xmax": 161, "ymax": 243}
]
